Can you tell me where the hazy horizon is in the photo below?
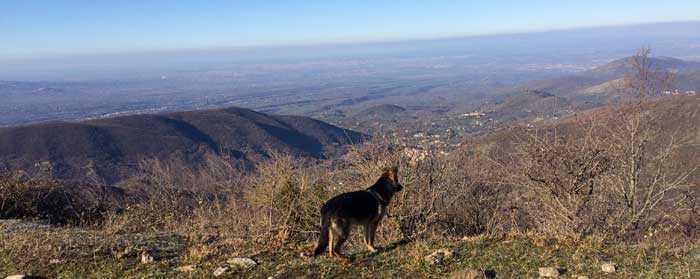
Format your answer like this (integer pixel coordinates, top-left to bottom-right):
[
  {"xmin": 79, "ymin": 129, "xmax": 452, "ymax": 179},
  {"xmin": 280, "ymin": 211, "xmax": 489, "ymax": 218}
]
[
  {"xmin": 3, "ymin": 20, "xmax": 700, "ymax": 81},
  {"xmin": 3, "ymin": 19, "xmax": 699, "ymax": 63},
  {"xmin": 4, "ymin": 0, "xmax": 700, "ymax": 60}
]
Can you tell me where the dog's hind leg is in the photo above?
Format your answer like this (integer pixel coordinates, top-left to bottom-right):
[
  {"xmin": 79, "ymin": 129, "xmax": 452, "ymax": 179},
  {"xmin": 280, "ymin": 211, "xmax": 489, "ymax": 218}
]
[
  {"xmin": 313, "ymin": 212, "xmax": 331, "ymax": 257},
  {"xmin": 368, "ymin": 221, "xmax": 380, "ymax": 252},
  {"xmin": 364, "ymin": 222, "xmax": 378, "ymax": 252},
  {"xmin": 331, "ymin": 222, "xmax": 350, "ymax": 259}
]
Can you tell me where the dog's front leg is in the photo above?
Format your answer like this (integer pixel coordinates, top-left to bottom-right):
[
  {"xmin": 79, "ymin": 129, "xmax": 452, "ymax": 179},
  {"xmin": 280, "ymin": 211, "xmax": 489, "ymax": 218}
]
[{"xmin": 328, "ymin": 229, "xmax": 334, "ymax": 257}]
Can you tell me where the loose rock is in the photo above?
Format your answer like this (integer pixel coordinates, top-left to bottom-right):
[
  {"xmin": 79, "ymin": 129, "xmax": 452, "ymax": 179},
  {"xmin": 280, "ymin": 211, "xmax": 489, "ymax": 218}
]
[
  {"xmin": 49, "ymin": 259, "xmax": 64, "ymax": 264},
  {"xmin": 432, "ymin": 248, "xmax": 455, "ymax": 259},
  {"xmin": 538, "ymin": 267, "xmax": 559, "ymax": 277},
  {"xmin": 601, "ymin": 263, "xmax": 616, "ymax": 273},
  {"xmin": 213, "ymin": 266, "xmax": 229, "ymax": 277},
  {"xmin": 424, "ymin": 254, "xmax": 443, "ymax": 265},
  {"xmin": 424, "ymin": 248, "xmax": 456, "ymax": 265},
  {"xmin": 140, "ymin": 251, "xmax": 155, "ymax": 264},
  {"xmin": 227, "ymin": 257, "xmax": 257, "ymax": 268},
  {"xmin": 6, "ymin": 275, "xmax": 27, "ymax": 279}
]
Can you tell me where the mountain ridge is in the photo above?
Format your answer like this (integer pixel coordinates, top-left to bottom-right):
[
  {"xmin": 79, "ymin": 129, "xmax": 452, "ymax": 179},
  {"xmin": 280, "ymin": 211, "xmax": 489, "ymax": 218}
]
[
  {"xmin": 517, "ymin": 56, "xmax": 700, "ymax": 104},
  {"xmin": 0, "ymin": 106, "xmax": 365, "ymax": 184}
]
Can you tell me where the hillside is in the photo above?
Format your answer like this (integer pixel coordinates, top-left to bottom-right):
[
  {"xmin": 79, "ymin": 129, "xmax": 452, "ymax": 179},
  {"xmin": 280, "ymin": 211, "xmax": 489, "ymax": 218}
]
[
  {"xmin": 483, "ymin": 94, "xmax": 700, "ymax": 143},
  {"xmin": 485, "ymin": 90, "xmax": 573, "ymax": 124},
  {"xmin": 518, "ymin": 56, "xmax": 700, "ymax": 104},
  {"xmin": 468, "ymin": 95, "xmax": 699, "ymax": 203},
  {"xmin": 330, "ymin": 104, "xmax": 414, "ymax": 135},
  {"xmin": 0, "ymin": 107, "xmax": 365, "ymax": 184}
]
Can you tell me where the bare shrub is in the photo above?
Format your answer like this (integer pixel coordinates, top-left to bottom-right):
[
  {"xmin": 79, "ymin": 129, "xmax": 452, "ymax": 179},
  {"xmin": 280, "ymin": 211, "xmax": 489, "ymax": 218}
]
[
  {"xmin": 602, "ymin": 48, "xmax": 699, "ymax": 239},
  {"xmin": 244, "ymin": 152, "xmax": 330, "ymax": 246},
  {"xmin": 507, "ymin": 122, "xmax": 613, "ymax": 237},
  {"xmin": 499, "ymin": 48, "xmax": 700, "ymax": 240},
  {"xmin": 441, "ymin": 146, "xmax": 514, "ymax": 236},
  {"xmin": 103, "ymin": 154, "xmax": 243, "ymax": 234},
  {"xmin": 0, "ymin": 172, "xmax": 30, "ymax": 219}
]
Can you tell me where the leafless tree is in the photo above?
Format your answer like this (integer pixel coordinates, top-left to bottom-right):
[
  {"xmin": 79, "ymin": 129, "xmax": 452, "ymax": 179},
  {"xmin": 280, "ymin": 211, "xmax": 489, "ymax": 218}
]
[{"xmin": 605, "ymin": 48, "xmax": 699, "ymax": 237}]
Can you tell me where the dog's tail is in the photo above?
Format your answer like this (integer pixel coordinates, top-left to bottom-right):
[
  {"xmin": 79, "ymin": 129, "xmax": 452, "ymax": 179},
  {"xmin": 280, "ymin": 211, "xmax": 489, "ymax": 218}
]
[{"xmin": 313, "ymin": 209, "xmax": 331, "ymax": 257}]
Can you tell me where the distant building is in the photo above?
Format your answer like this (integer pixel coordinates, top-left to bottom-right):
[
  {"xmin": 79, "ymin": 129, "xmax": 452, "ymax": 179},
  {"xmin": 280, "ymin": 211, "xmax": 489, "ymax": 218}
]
[
  {"xmin": 461, "ymin": 111, "xmax": 485, "ymax": 117},
  {"xmin": 663, "ymin": 90, "xmax": 697, "ymax": 96}
]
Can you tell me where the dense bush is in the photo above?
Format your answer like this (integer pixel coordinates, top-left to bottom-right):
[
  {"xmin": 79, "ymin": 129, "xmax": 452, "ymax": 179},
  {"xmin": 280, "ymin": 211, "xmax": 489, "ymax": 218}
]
[{"xmin": 0, "ymin": 172, "xmax": 107, "ymax": 225}]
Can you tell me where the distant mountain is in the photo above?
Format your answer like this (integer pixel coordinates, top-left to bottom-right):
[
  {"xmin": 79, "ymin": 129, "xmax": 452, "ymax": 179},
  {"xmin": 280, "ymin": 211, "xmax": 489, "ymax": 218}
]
[
  {"xmin": 519, "ymin": 56, "xmax": 700, "ymax": 104},
  {"xmin": 583, "ymin": 56, "xmax": 700, "ymax": 79},
  {"xmin": 0, "ymin": 107, "xmax": 365, "ymax": 184},
  {"xmin": 357, "ymin": 104, "xmax": 407, "ymax": 117}
]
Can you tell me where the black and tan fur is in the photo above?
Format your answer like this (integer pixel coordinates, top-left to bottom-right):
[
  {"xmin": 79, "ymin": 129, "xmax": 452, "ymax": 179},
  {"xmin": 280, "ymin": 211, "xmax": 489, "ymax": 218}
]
[{"xmin": 313, "ymin": 166, "xmax": 403, "ymax": 258}]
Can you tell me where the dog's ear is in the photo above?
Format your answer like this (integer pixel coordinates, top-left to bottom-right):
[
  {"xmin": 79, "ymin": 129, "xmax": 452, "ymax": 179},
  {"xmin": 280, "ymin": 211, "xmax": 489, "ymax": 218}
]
[{"xmin": 382, "ymin": 166, "xmax": 399, "ymax": 181}]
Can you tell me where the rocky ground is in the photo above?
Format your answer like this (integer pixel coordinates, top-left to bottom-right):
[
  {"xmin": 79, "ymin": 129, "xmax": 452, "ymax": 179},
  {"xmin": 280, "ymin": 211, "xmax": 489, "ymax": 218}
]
[{"xmin": 2, "ymin": 220, "xmax": 700, "ymax": 278}]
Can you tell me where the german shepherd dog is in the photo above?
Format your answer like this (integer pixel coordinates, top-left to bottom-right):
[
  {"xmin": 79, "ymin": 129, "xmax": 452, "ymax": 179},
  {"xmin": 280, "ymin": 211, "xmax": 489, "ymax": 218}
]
[{"xmin": 313, "ymin": 166, "xmax": 403, "ymax": 258}]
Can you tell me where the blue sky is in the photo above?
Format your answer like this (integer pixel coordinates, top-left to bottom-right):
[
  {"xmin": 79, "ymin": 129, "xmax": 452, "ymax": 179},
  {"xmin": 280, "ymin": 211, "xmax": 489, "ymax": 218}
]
[{"xmin": 2, "ymin": 0, "xmax": 700, "ymax": 60}]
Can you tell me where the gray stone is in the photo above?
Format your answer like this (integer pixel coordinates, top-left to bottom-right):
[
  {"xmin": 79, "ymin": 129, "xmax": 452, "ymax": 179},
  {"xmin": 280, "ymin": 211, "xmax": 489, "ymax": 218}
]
[
  {"xmin": 213, "ymin": 266, "xmax": 229, "ymax": 277},
  {"xmin": 227, "ymin": 257, "xmax": 257, "ymax": 268},
  {"xmin": 432, "ymin": 248, "xmax": 455, "ymax": 259},
  {"xmin": 538, "ymin": 267, "xmax": 559, "ymax": 277},
  {"xmin": 601, "ymin": 263, "xmax": 616, "ymax": 273},
  {"xmin": 425, "ymin": 248, "xmax": 456, "ymax": 265},
  {"xmin": 424, "ymin": 255, "xmax": 442, "ymax": 265}
]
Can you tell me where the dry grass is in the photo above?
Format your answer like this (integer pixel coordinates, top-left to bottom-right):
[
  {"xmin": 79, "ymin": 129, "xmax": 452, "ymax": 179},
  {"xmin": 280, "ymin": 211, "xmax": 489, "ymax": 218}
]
[{"xmin": 3, "ymin": 220, "xmax": 699, "ymax": 278}]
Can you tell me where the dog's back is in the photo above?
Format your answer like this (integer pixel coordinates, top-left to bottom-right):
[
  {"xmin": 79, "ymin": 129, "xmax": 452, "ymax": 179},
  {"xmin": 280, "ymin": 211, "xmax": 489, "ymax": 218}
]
[{"xmin": 320, "ymin": 191, "xmax": 381, "ymax": 225}]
